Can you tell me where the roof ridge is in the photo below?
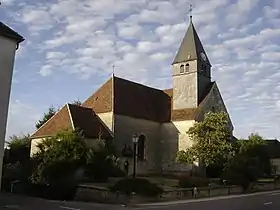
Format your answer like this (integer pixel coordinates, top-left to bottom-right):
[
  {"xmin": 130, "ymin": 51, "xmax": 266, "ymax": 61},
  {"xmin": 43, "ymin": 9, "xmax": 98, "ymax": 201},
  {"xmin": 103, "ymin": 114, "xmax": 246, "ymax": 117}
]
[
  {"xmin": 113, "ymin": 76, "xmax": 165, "ymax": 93},
  {"xmin": 66, "ymin": 104, "xmax": 75, "ymax": 131},
  {"xmin": 30, "ymin": 104, "xmax": 69, "ymax": 138}
]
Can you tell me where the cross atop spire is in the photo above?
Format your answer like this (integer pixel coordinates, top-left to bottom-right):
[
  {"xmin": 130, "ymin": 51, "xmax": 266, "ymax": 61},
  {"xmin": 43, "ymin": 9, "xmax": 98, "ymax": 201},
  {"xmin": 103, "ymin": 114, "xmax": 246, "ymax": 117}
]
[{"xmin": 189, "ymin": 4, "xmax": 193, "ymax": 22}]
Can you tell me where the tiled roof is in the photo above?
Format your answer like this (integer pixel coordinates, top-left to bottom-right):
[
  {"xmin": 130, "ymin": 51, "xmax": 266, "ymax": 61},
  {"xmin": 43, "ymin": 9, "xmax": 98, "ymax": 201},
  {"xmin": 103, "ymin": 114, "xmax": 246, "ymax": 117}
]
[
  {"xmin": 31, "ymin": 76, "xmax": 214, "ymax": 139},
  {"xmin": 0, "ymin": 22, "xmax": 24, "ymax": 43},
  {"xmin": 30, "ymin": 105, "xmax": 72, "ymax": 139},
  {"xmin": 82, "ymin": 76, "xmax": 214, "ymax": 122},
  {"xmin": 82, "ymin": 78, "xmax": 113, "ymax": 113},
  {"xmin": 68, "ymin": 104, "xmax": 112, "ymax": 139},
  {"xmin": 31, "ymin": 104, "xmax": 112, "ymax": 139},
  {"xmin": 172, "ymin": 21, "xmax": 211, "ymax": 66},
  {"xmin": 113, "ymin": 77, "xmax": 171, "ymax": 122}
]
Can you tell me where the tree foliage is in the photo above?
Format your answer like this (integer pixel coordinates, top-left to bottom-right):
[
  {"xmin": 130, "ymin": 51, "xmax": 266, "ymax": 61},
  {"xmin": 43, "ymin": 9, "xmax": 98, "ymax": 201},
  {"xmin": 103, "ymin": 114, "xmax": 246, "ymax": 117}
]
[
  {"xmin": 177, "ymin": 112, "xmax": 233, "ymax": 167},
  {"xmin": 30, "ymin": 129, "xmax": 122, "ymax": 185},
  {"xmin": 35, "ymin": 106, "xmax": 58, "ymax": 129},
  {"xmin": 4, "ymin": 134, "xmax": 31, "ymax": 164},
  {"xmin": 30, "ymin": 129, "xmax": 87, "ymax": 185},
  {"xmin": 224, "ymin": 133, "xmax": 272, "ymax": 189},
  {"xmin": 6, "ymin": 134, "xmax": 30, "ymax": 149}
]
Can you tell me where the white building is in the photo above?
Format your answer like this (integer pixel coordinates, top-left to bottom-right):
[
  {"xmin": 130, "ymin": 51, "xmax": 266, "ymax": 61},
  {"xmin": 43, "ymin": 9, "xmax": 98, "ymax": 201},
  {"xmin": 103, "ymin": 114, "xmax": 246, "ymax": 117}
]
[{"xmin": 0, "ymin": 22, "xmax": 24, "ymax": 188}]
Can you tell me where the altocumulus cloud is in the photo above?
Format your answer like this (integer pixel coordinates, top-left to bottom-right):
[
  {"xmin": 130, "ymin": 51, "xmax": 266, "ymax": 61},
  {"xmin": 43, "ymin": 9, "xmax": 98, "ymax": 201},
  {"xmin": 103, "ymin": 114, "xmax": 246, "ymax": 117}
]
[{"xmin": 1, "ymin": 0, "xmax": 280, "ymax": 139}]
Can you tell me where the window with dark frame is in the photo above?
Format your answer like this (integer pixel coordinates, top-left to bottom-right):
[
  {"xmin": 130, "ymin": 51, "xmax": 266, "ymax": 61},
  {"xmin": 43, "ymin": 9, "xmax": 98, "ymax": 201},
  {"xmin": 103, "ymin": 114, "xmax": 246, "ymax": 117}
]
[
  {"xmin": 180, "ymin": 65, "xmax": 184, "ymax": 73},
  {"xmin": 137, "ymin": 135, "xmax": 146, "ymax": 161},
  {"xmin": 185, "ymin": 63, "xmax": 190, "ymax": 72}
]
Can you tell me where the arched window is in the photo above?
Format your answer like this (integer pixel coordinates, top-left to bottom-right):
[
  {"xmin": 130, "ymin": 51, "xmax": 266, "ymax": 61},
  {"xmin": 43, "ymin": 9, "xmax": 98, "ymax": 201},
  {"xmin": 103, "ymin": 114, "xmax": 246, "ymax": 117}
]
[
  {"xmin": 185, "ymin": 63, "xmax": 190, "ymax": 72},
  {"xmin": 180, "ymin": 65, "xmax": 184, "ymax": 73},
  {"xmin": 137, "ymin": 135, "xmax": 146, "ymax": 161},
  {"xmin": 211, "ymin": 106, "xmax": 215, "ymax": 112}
]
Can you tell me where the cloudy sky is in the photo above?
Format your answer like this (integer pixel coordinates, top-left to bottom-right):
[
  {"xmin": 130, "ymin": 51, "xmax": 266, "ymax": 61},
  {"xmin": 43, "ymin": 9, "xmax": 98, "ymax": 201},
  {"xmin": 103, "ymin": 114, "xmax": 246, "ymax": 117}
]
[{"xmin": 1, "ymin": 0, "xmax": 280, "ymax": 140}]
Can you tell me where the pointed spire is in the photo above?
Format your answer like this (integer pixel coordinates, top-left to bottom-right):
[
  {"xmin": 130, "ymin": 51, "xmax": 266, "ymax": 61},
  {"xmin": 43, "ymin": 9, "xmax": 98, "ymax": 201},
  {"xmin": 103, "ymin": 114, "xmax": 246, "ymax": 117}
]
[{"xmin": 172, "ymin": 8, "xmax": 211, "ymax": 66}]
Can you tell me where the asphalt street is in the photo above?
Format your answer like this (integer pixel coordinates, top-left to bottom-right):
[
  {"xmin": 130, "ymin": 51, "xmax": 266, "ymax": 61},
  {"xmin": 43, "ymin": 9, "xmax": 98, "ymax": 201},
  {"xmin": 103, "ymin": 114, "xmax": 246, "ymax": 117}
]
[
  {"xmin": 1, "ymin": 190, "xmax": 280, "ymax": 210},
  {"xmin": 0, "ymin": 193, "xmax": 126, "ymax": 210},
  {"xmin": 136, "ymin": 190, "xmax": 280, "ymax": 210}
]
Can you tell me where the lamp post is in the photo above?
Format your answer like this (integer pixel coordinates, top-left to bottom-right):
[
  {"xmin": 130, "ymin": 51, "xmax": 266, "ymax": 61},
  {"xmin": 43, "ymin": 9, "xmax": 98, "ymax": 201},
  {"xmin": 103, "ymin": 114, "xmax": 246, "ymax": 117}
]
[{"xmin": 132, "ymin": 133, "xmax": 139, "ymax": 179}]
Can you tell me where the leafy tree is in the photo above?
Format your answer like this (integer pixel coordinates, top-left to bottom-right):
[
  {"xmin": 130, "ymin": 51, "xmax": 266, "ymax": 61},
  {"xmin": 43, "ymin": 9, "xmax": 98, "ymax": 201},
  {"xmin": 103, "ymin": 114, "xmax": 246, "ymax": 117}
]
[
  {"xmin": 223, "ymin": 133, "xmax": 272, "ymax": 190},
  {"xmin": 30, "ymin": 129, "xmax": 87, "ymax": 185},
  {"xmin": 4, "ymin": 134, "xmax": 30, "ymax": 164},
  {"xmin": 177, "ymin": 112, "xmax": 233, "ymax": 168},
  {"xmin": 6, "ymin": 134, "xmax": 30, "ymax": 149},
  {"xmin": 35, "ymin": 106, "xmax": 58, "ymax": 129}
]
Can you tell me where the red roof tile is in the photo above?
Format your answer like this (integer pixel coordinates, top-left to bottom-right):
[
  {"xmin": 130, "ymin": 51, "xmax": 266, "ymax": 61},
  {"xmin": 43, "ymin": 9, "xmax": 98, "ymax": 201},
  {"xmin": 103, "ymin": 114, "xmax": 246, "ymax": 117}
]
[
  {"xmin": 30, "ymin": 105, "xmax": 72, "ymax": 139},
  {"xmin": 31, "ymin": 76, "xmax": 215, "ymax": 138},
  {"xmin": 82, "ymin": 78, "xmax": 113, "ymax": 113},
  {"xmin": 82, "ymin": 76, "xmax": 214, "ymax": 122}
]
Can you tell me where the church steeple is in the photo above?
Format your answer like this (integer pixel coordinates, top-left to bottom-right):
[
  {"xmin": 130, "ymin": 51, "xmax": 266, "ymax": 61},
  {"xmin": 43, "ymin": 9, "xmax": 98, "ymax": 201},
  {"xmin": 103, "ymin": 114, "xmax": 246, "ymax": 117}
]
[
  {"xmin": 172, "ymin": 18, "xmax": 211, "ymax": 66},
  {"xmin": 171, "ymin": 9, "xmax": 212, "ymax": 110}
]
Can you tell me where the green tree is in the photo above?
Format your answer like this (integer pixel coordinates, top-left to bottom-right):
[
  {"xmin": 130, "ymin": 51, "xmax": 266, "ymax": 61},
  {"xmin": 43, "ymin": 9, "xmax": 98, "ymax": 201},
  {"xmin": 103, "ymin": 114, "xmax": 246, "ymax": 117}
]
[
  {"xmin": 35, "ymin": 106, "xmax": 58, "ymax": 129},
  {"xmin": 6, "ymin": 134, "xmax": 30, "ymax": 149},
  {"xmin": 4, "ymin": 134, "xmax": 30, "ymax": 164},
  {"xmin": 30, "ymin": 129, "xmax": 87, "ymax": 185},
  {"xmin": 84, "ymin": 139, "xmax": 123, "ymax": 181},
  {"xmin": 177, "ymin": 112, "xmax": 233, "ymax": 168},
  {"xmin": 223, "ymin": 133, "xmax": 271, "ymax": 190}
]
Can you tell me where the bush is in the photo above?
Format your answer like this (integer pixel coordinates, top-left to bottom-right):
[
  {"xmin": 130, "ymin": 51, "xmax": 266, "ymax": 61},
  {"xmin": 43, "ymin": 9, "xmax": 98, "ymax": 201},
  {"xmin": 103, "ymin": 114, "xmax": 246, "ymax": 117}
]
[
  {"xmin": 178, "ymin": 176, "xmax": 209, "ymax": 188},
  {"xmin": 109, "ymin": 178, "xmax": 163, "ymax": 197}
]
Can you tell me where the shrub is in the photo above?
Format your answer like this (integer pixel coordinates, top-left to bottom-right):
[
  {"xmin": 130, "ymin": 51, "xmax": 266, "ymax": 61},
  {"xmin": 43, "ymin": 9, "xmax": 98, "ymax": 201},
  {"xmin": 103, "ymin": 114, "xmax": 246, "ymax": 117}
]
[
  {"xmin": 178, "ymin": 176, "xmax": 209, "ymax": 188},
  {"xmin": 109, "ymin": 178, "xmax": 163, "ymax": 197}
]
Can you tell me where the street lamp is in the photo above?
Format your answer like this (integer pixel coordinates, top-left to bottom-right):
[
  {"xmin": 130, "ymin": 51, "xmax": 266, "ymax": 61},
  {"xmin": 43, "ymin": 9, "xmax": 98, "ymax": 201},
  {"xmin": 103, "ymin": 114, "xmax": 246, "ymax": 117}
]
[{"xmin": 132, "ymin": 133, "xmax": 139, "ymax": 178}]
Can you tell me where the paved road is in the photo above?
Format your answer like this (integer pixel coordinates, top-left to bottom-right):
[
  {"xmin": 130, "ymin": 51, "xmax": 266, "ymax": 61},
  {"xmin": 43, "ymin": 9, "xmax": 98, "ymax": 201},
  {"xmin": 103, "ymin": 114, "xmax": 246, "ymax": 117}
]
[
  {"xmin": 0, "ymin": 193, "xmax": 126, "ymax": 210},
  {"xmin": 136, "ymin": 191, "xmax": 280, "ymax": 210},
  {"xmin": 1, "ymin": 191, "xmax": 280, "ymax": 210}
]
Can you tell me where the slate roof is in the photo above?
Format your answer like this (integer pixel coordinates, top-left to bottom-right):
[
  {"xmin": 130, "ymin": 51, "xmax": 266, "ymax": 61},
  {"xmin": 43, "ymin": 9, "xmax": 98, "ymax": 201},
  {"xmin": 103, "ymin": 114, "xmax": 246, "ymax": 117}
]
[
  {"xmin": 0, "ymin": 22, "xmax": 24, "ymax": 43},
  {"xmin": 172, "ymin": 20, "xmax": 211, "ymax": 66},
  {"xmin": 31, "ymin": 104, "xmax": 112, "ymax": 139}
]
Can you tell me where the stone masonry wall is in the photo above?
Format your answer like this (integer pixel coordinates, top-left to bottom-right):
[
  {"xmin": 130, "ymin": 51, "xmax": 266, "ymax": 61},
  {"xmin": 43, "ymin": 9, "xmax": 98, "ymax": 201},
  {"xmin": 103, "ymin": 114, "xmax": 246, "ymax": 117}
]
[{"xmin": 113, "ymin": 115, "xmax": 161, "ymax": 174}]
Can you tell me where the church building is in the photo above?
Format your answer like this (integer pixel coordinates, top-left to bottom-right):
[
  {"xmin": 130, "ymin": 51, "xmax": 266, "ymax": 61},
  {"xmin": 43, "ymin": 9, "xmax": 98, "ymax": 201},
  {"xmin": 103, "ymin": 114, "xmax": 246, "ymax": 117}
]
[{"xmin": 30, "ymin": 17, "xmax": 234, "ymax": 175}]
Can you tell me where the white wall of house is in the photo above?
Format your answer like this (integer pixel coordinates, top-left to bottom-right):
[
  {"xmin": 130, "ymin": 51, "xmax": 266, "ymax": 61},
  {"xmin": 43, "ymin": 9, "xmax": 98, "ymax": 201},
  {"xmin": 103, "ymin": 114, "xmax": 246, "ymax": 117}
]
[
  {"xmin": 30, "ymin": 138, "xmax": 45, "ymax": 157},
  {"xmin": 0, "ymin": 36, "xmax": 18, "ymax": 188}
]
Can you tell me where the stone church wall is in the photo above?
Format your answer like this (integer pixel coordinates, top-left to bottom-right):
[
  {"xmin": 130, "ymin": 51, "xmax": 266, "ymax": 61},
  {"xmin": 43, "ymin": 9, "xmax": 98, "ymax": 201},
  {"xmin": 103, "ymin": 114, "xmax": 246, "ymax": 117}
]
[
  {"xmin": 113, "ymin": 115, "xmax": 161, "ymax": 174},
  {"xmin": 160, "ymin": 120, "xmax": 195, "ymax": 173}
]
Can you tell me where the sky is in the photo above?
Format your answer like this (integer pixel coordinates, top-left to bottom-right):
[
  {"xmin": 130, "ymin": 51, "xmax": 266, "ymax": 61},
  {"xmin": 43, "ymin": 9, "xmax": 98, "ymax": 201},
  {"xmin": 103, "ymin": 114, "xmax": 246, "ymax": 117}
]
[{"xmin": 1, "ymin": 0, "xmax": 280, "ymax": 140}]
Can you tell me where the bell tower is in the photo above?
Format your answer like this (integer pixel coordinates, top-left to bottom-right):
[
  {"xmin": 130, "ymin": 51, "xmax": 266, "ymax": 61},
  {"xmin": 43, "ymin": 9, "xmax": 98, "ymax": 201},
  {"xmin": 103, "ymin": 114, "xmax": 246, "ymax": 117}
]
[{"xmin": 172, "ymin": 9, "xmax": 212, "ymax": 110}]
